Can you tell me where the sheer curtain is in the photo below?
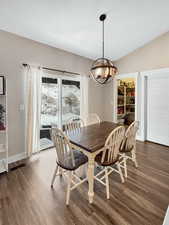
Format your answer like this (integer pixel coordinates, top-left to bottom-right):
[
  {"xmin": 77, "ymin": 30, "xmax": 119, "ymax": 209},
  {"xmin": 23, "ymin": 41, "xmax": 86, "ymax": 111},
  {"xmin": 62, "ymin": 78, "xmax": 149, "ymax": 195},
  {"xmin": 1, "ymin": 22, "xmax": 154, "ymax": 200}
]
[
  {"xmin": 24, "ymin": 66, "xmax": 43, "ymax": 157},
  {"xmin": 80, "ymin": 75, "xmax": 89, "ymax": 124}
]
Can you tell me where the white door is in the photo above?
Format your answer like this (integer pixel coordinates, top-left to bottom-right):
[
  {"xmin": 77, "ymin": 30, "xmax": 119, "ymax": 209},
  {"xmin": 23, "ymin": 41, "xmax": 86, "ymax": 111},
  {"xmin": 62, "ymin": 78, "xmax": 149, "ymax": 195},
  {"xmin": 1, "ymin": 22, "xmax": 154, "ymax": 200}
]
[{"xmin": 147, "ymin": 73, "xmax": 169, "ymax": 146}]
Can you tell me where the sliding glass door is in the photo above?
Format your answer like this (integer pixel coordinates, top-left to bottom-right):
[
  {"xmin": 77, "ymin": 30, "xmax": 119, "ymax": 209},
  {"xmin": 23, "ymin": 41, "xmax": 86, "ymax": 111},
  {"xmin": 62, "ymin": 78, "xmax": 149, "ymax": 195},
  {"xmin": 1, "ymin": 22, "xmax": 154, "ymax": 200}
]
[{"xmin": 40, "ymin": 75, "xmax": 81, "ymax": 150}]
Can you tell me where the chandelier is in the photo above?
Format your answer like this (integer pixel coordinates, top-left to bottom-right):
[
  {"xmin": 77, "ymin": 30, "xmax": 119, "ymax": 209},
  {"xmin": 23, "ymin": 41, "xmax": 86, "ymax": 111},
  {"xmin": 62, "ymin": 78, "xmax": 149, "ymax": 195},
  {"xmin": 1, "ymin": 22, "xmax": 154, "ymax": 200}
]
[{"xmin": 90, "ymin": 14, "xmax": 118, "ymax": 84}]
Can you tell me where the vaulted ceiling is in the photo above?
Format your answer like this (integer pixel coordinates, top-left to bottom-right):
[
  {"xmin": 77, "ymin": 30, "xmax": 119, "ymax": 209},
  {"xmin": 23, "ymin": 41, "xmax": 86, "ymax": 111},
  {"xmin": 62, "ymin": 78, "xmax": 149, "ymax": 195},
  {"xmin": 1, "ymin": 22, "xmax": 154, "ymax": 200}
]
[{"xmin": 0, "ymin": 0, "xmax": 169, "ymax": 60}]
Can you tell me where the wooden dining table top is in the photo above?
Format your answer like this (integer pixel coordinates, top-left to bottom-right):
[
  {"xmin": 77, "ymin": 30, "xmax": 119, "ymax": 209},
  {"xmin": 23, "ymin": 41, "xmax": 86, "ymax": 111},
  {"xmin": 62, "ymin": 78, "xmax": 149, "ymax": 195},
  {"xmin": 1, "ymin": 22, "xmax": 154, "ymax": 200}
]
[{"xmin": 68, "ymin": 121, "xmax": 120, "ymax": 153}]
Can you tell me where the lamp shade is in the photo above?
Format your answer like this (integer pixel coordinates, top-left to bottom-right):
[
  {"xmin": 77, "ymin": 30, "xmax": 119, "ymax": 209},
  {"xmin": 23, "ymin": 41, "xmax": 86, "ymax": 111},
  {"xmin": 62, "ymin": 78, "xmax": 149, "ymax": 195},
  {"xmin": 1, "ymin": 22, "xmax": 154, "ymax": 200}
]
[{"xmin": 91, "ymin": 58, "xmax": 118, "ymax": 84}]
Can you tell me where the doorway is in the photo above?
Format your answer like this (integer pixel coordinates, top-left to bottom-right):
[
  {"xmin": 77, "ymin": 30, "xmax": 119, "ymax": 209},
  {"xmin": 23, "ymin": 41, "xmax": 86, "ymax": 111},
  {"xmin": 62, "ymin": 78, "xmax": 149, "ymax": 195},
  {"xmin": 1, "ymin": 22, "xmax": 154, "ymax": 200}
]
[
  {"xmin": 114, "ymin": 72, "xmax": 139, "ymax": 125},
  {"xmin": 116, "ymin": 77, "xmax": 136, "ymax": 124}
]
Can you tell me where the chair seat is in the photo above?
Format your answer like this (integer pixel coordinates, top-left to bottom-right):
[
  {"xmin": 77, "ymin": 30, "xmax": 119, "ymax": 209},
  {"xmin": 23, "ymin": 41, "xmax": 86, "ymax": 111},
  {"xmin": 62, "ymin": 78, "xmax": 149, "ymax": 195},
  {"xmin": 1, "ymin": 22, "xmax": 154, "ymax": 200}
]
[
  {"xmin": 95, "ymin": 151, "xmax": 120, "ymax": 167},
  {"xmin": 57, "ymin": 150, "xmax": 88, "ymax": 171}
]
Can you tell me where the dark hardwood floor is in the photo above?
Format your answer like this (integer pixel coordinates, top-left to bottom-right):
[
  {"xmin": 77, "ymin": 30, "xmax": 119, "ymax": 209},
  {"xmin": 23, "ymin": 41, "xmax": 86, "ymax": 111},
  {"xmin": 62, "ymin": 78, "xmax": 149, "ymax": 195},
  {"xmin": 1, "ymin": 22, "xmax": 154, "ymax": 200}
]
[{"xmin": 0, "ymin": 141, "xmax": 169, "ymax": 225}]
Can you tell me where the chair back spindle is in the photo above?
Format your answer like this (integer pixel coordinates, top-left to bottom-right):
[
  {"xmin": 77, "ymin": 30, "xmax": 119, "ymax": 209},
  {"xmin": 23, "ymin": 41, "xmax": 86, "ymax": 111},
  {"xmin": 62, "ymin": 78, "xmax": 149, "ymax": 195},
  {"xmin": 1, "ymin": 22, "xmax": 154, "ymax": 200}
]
[
  {"xmin": 123, "ymin": 121, "xmax": 139, "ymax": 152},
  {"xmin": 65, "ymin": 117, "xmax": 84, "ymax": 134},
  {"xmin": 51, "ymin": 128, "xmax": 75, "ymax": 168},
  {"xmin": 101, "ymin": 126, "xmax": 125, "ymax": 164}
]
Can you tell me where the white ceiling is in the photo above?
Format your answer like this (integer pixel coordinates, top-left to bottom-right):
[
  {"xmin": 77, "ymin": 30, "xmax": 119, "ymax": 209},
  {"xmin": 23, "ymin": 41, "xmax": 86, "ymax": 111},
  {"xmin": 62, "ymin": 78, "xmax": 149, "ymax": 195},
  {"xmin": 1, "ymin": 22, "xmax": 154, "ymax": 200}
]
[{"xmin": 0, "ymin": 0, "xmax": 169, "ymax": 60}]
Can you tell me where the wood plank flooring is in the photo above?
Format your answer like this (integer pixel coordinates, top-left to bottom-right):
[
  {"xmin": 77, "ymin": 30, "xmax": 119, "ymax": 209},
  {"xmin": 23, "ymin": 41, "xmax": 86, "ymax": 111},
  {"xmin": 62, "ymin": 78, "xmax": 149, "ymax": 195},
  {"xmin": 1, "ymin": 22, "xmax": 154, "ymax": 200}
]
[{"xmin": 0, "ymin": 141, "xmax": 169, "ymax": 225}]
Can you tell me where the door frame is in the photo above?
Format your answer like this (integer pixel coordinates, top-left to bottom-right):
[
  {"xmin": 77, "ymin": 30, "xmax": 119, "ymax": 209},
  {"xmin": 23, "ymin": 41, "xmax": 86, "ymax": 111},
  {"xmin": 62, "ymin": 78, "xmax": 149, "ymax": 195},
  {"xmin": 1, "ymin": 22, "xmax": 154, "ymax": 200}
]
[
  {"xmin": 113, "ymin": 72, "xmax": 140, "ymax": 133},
  {"xmin": 140, "ymin": 67, "xmax": 169, "ymax": 141}
]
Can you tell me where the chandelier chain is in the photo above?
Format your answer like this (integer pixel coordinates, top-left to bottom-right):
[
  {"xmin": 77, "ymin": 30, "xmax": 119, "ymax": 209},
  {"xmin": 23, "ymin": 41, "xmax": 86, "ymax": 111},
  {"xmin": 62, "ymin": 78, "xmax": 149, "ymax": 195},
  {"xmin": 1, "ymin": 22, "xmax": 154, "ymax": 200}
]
[{"xmin": 102, "ymin": 19, "xmax": 104, "ymax": 58}]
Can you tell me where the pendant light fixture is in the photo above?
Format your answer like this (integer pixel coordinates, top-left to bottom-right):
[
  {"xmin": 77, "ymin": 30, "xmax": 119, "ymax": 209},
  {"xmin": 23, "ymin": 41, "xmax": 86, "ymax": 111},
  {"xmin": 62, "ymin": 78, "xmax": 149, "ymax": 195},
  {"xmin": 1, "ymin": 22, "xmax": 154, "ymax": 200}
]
[{"xmin": 90, "ymin": 14, "xmax": 118, "ymax": 84}]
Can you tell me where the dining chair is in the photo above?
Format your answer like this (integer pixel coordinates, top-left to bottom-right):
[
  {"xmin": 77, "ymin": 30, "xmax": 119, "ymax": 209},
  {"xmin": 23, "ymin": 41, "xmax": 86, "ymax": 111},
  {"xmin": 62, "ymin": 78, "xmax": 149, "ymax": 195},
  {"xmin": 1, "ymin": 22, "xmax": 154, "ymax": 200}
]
[
  {"xmin": 50, "ymin": 128, "xmax": 88, "ymax": 205},
  {"xmin": 65, "ymin": 116, "xmax": 87, "ymax": 177},
  {"xmin": 65, "ymin": 116, "xmax": 84, "ymax": 133},
  {"xmin": 120, "ymin": 121, "xmax": 139, "ymax": 178},
  {"xmin": 85, "ymin": 113, "xmax": 101, "ymax": 126},
  {"xmin": 94, "ymin": 126, "xmax": 125, "ymax": 199}
]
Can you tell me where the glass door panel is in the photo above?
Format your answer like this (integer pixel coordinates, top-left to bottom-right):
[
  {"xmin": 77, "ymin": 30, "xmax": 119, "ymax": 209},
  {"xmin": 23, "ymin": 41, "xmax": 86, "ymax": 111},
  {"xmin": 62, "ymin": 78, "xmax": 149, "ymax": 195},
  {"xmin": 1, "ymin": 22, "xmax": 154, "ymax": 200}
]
[
  {"xmin": 61, "ymin": 79, "xmax": 80, "ymax": 130},
  {"xmin": 40, "ymin": 77, "xmax": 58, "ymax": 150}
]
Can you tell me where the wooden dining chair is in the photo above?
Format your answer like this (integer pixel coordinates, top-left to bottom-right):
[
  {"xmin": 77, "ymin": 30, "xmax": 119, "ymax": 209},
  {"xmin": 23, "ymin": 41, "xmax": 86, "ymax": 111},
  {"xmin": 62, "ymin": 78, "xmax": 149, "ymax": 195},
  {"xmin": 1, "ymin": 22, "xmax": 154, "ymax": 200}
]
[
  {"xmin": 65, "ymin": 117, "xmax": 86, "ymax": 177},
  {"xmin": 65, "ymin": 116, "xmax": 84, "ymax": 133},
  {"xmin": 120, "ymin": 121, "xmax": 139, "ymax": 178},
  {"xmin": 85, "ymin": 113, "xmax": 101, "ymax": 126},
  {"xmin": 94, "ymin": 126, "xmax": 125, "ymax": 199},
  {"xmin": 50, "ymin": 128, "xmax": 88, "ymax": 205}
]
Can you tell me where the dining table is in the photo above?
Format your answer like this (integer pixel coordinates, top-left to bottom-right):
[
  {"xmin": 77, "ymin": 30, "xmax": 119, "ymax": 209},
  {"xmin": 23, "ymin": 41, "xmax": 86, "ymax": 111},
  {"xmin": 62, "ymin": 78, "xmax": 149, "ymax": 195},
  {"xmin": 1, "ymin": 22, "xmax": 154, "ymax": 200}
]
[{"xmin": 67, "ymin": 121, "xmax": 120, "ymax": 204}]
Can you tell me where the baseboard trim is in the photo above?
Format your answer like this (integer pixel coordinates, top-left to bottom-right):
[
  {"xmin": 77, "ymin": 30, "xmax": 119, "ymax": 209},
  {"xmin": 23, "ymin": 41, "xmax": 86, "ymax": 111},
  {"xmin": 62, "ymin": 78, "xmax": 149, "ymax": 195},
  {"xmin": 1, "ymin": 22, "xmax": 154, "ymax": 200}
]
[
  {"xmin": 136, "ymin": 135, "xmax": 145, "ymax": 142},
  {"xmin": 0, "ymin": 159, "xmax": 7, "ymax": 173},
  {"xmin": 8, "ymin": 152, "xmax": 27, "ymax": 164}
]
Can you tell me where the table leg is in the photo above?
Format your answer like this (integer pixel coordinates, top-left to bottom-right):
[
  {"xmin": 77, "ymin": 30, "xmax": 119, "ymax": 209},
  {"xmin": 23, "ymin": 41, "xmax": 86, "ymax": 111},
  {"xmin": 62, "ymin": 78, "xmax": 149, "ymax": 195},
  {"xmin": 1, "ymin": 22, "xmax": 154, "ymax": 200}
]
[{"xmin": 87, "ymin": 154, "xmax": 95, "ymax": 204}]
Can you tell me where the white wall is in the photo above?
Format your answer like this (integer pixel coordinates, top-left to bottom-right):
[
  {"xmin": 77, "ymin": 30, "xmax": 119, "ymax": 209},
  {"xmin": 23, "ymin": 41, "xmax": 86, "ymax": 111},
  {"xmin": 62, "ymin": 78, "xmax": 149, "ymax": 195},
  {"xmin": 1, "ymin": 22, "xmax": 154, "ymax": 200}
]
[
  {"xmin": 115, "ymin": 31, "xmax": 169, "ymax": 73},
  {"xmin": 0, "ymin": 30, "xmax": 103, "ymax": 157},
  {"xmin": 102, "ymin": 31, "xmax": 169, "ymax": 122},
  {"xmin": 102, "ymin": 82, "xmax": 114, "ymax": 122},
  {"xmin": 88, "ymin": 81, "xmax": 104, "ymax": 116}
]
